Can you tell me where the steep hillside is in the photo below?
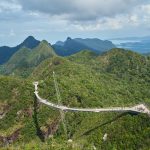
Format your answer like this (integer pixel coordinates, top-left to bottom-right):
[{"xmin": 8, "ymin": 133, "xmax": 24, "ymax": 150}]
[
  {"xmin": 0, "ymin": 76, "xmax": 60, "ymax": 148},
  {"xmin": 32, "ymin": 55, "xmax": 150, "ymax": 107},
  {"xmin": 53, "ymin": 37, "xmax": 91, "ymax": 56},
  {"xmin": 68, "ymin": 50, "xmax": 98, "ymax": 64},
  {"xmin": 0, "ymin": 36, "xmax": 40, "ymax": 65},
  {"xmin": 68, "ymin": 48, "xmax": 150, "ymax": 81},
  {"xmin": 0, "ymin": 40, "xmax": 56, "ymax": 77},
  {"xmin": 74, "ymin": 38, "xmax": 115, "ymax": 52},
  {"xmin": 96, "ymin": 48, "xmax": 150, "ymax": 80},
  {"xmin": 31, "ymin": 55, "xmax": 150, "ymax": 149},
  {"xmin": 53, "ymin": 37, "xmax": 116, "ymax": 56},
  {"xmin": 0, "ymin": 49, "xmax": 150, "ymax": 149},
  {"xmin": 0, "ymin": 36, "xmax": 115, "ymax": 65}
]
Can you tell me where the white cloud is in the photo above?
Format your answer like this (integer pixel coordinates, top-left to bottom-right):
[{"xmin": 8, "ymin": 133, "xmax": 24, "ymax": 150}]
[
  {"xmin": 18, "ymin": 0, "xmax": 145, "ymax": 21},
  {"xmin": 0, "ymin": 0, "xmax": 150, "ymax": 46},
  {"xmin": 11, "ymin": 0, "xmax": 149, "ymax": 33},
  {"xmin": 128, "ymin": 15, "xmax": 139, "ymax": 26},
  {"xmin": 0, "ymin": 0, "xmax": 21, "ymax": 12},
  {"xmin": 141, "ymin": 4, "xmax": 150, "ymax": 14}
]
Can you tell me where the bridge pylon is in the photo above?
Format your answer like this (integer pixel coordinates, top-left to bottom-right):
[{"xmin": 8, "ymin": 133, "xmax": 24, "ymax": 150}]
[{"xmin": 33, "ymin": 82, "xmax": 39, "ymax": 92}]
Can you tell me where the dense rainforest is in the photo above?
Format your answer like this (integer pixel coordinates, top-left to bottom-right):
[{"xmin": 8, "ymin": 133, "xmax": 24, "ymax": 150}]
[{"xmin": 0, "ymin": 41, "xmax": 150, "ymax": 149}]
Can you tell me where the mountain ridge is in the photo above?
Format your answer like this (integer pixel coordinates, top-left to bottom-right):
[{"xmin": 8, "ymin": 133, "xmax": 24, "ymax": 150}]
[
  {"xmin": 0, "ymin": 36, "xmax": 116, "ymax": 65},
  {"xmin": 53, "ymin": 37, "xmax": 116, "ymax": 56},
  {"xmin": 0, "ymin": 36, "xmax": 40, "ymax": 65},
  {"xmin": 0, "ymin": 40, "xmax": 56, "ymax": 77}
]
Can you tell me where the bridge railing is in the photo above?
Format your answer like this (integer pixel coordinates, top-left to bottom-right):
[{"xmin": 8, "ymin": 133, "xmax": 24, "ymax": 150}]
[{"xmin": 33, "ymin": 82, "xmax": 150, "ymax": 116}]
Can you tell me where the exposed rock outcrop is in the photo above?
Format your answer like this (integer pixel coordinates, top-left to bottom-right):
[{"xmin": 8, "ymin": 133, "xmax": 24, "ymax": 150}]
[{"xmin": 0, "ymin": 128, "xmax": 21, "ymax": 146}]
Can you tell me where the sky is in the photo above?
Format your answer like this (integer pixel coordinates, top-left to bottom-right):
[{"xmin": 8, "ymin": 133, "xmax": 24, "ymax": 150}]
[{"xmin": 0, "ymin": 0, "xmax": 150, "ymax": 46}]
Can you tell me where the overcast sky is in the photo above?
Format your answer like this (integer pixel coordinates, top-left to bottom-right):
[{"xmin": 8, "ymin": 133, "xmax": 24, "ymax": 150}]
[{"xmin": 0, "ymin": 0, "xmax": 150, "ymax": 46}]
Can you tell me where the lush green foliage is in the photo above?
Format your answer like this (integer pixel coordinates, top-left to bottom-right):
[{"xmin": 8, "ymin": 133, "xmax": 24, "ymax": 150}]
[
  {"xmin": 0, "ymin": 36, "xmax": 40, "ymax": 65},
  {"xmin": 0, "ymin": 41, "xmax": 56, "ymax": 77},
  {"xmin": 0, "ymin": 48, "xmax": 150, "ymax": 149}
]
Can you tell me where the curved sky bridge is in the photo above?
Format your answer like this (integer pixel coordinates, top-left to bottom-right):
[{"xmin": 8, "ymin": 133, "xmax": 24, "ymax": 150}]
[{"xmin": 33, "ymin": 82, "xmax": 150, "ymax": 116}]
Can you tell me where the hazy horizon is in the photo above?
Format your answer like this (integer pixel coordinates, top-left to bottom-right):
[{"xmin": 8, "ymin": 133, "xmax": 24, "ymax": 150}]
[{"xmin": 1, "ymin": 35, "xmax": 150, "ymax": 48}]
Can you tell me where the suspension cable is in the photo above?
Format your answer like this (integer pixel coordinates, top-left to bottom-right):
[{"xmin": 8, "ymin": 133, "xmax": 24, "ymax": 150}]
[{"xmin": 53, "ymin": 71, "xmax": 68, "ymax": 139}]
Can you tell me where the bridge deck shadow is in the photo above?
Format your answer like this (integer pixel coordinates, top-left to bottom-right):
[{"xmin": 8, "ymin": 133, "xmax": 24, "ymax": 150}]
[
  {"xmin": 33, "ymin": 95, "xmax": 45, "ymax": 142},
  {"xmin": 76, "ymin": 112, "xmax": 132, "ymax": 138}
]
